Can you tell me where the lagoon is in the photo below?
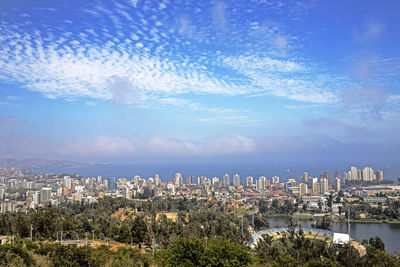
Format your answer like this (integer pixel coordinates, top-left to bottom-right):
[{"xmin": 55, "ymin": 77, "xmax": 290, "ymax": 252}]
[{"xmin": 267, "ymin": 216, "xmax": 400, "ymax": 254}]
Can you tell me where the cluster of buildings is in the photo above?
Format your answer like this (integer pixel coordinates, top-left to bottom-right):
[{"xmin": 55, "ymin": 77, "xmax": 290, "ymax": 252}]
[
  {"xmin": 0, "ymin": 165, "xmax": 395, "ymax": 214},
  {"xmin": 344, "ymin": 166, "xmax": 384, "ymax": 182}
]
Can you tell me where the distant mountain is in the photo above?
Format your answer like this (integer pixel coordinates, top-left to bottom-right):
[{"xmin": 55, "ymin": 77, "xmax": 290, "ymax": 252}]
[{"xmin": 0, "ymin": 158, "xmax": 107, "ymax": 169}]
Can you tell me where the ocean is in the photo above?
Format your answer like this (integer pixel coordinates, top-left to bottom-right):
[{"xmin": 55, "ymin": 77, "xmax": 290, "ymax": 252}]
[{"xmin": 33, "ymin": 162, "xmax": 400, "ymax": 183}]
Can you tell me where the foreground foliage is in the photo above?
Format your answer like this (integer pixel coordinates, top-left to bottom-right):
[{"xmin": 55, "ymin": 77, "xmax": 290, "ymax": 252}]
[
  {"xmin": 155, "ymin": 238, "xmax": 251, "ymax": 267},
  {"xmin": 0, "ymin": 241, "xmax": 152, "ymax": 267},
  {"xmin": 0, "ymin": 235, "xmax": 399, "ymax": 267},
  {"xmin": 0, "ymin": 198, "xmax": 399, "ymax": 266}
]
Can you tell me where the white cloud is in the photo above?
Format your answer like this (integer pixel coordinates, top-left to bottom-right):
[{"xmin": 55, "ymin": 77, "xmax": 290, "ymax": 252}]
[
  {"xmin": 135, "ymin": 42, "xmax": 144, "ymax": 48},
  {"xmin": 223, "ymin": 55, "xmax": 303, "ymax": 72},
  {"xmin": 212, "ymin": 2, "xmax": 228, "ymax": 28},
  {"xmin": 7, "ymin": 95, "xmax": 21, "ymax": 101},
  {"xmin": 85, "ymin": 101, "xmax": 97, "ymax": 107},
  {"xmin": 222, "ymin": 55, "xmax": 339, "ymax": 103},
  {"xmin": 178, "ymin": 17, "xmax": 197, "ymax": 36},
  {"xmin": 355, "ymin": 21, "xmax": 385, "ymax": 43},
  {"xmin": 0, "ymin": 1, "xmax": 345, "ymax": 108},
  {"xmin": 273, "ymin": 34, "xmax": 288, "ymax": 50},
  {"xmin": 128, "ymin": 0, "xmax": 139, "ymax": 8},
  {"xmin": 388, "ymin": 95, "xmax": 400, "ymax": 103},
  {"xmin": 195, "ymin": 115, "xmax": 262, "ymax": 125},
  {"xmin": 0, "ymin": 24, "xmax": 245, "ymax": 104}
]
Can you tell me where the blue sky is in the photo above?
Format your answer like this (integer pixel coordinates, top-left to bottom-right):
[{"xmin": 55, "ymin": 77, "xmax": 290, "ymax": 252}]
[{"xmin": 0, "ymin": 0, "xmax": 400, "ymax": 169}]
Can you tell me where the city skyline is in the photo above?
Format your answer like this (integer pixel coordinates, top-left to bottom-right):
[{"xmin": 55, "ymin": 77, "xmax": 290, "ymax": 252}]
[{"xmin": 1, "ymin": 0, "xmax": 400, "ymax": 168}]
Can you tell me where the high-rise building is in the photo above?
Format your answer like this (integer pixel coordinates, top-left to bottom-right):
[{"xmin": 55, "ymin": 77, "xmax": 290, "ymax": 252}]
[
  {"xmin": 344, "ymin": 171, "xmax": 350, "ymax": 182},
  {"xmin": 186, "ymin": 175, "xmax": 193, "ymax": 185},
  {"xmin": 174, "ymin": 173, "xmax": 183, "ymax": 187},
  {"xmin": 320, "ymin": 177, "xmax": 328, "ymax": 194},
  {"xmin": 324, "ymin": 171, "xmax": 331, "ymax": 185},
  {"xmin": 256, "ymin": 176, "xmax": 266, "ymax": 191},
  {"xmin": 265, "ymin": 178, "xmax": 271, "ymax": 188},
  {"xmin": 104, "ymin": 179, "xmax": 108, "ymax": 189},
  {"xmin": 64, "ymin": 176, "xmax": 72, "ymax": 190},
  {"xmin": 350, "ymin": 166, "xmax": 359, "ymax": 181},
  {"xmin": 154, "ymin": 174, "xmax": 161, "ymax": 186},
  {"xmin": 197, "ymin": 176, "xmax": 209, "ymax": 185},
  {"xmin": 376, "ymin": 170, "xmax": 384, "ymax": 181},
  {"xmin": 40, "ymin": 187, "xmax": 51, "ymax": 203},
  {"xmin": 233, "ymin": 174, "xmax": 240, "ymax": 186},
  {"xmin": 307, "ymin": 177, "xmax": 318, "ymax": 191},
  {"xmin": 246, "ymin": 176, "xmax": 254, "ymax": 187},
  {"xmin": 301, "ymin": 172, "xmax": 309, "ymax": 183},
  {"xmin": 346, "ymin": 166, "xmax": 363, "ymax": 181},
  {"xmin": 299, "ymin": 183, "xmax": 307, "ymax": 196},
  {"xmin": 362, "ymin": 167, "xmax": 375, "ymax": 181},
  {"xmin": 312, "ymin": 182, "xmax": 320, "ymax": 195},
  {"xmin": 212, "ymin": 177, "xmax": 220, "ymax": 185},
  {"xmin": 334, "ymin": 172, "xmax": 341, "ymax": 182},
  {"xmin": 286, "ymin": 178, "xmax": 297, "ymax": 188},
  {"xmin": 32, "ymin": 191, "xmax": 40, "ymax": 205},
  {"xmin": 108, "ymin": 178, "xmax": 117, "ymax": 190},
  {"xmin": 272, "ymin": 176, "xmax": 279, "ymax": 183},
  {"xmin": 357, "ymin": 169, "xmax": 362, "ymax": 180},
  {"xmin": 320, "ymin": 172, "xmax": 330, "ymax": 185},
  {"xmin": 335, "ymin": 176, "xmax": 341, "ymax": 192},
  {"xmin": 133, "ymin": 175, "xmax": 140, "ymax": 186},
  {"xmin": 223, "ymin": 174, "xmax": 230, "ymax": 186},
  {"xmin": 0, "ymin": 188, "xmax": 4, "ymax": 200}
]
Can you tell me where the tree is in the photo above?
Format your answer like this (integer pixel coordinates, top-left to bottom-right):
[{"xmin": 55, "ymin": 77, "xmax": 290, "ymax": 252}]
[
  {"xmin": 338, "ymin": 206, "xmax": 343, "ymax": 215},
  {"xmin": 31, "ymin": 208, "xmax": 59, "ymax": 239},
  {"xmin": 156, "ymin": 238, "xmax": 205, "ymax": 266},
  {"xmin": 255, "ymin": 234, "xmax": 274, "ymax": 262},
  {"xmin": 259, "ymin": 200, "xmax": 269, "ymax": 213},
  {"xmin": 131, "ymin": 216, "xmax": 148, "ymax": 244},
  {"xmin": 366, "ymin": 249, "xmax": 400, "ymax": 267},
  {"xmin": 203, "ymin": 238, "xmax": 251, "ymax": 267},
  {"xmin": 15, "ymin": 214, "xmax": 30, "ymax": 238},
  {"xmin": 118, "ymin": 223, "xmax": 132, "ymax": 244},
  {"xmin": 336, "ymin": 243, "xmax": 362, "ymax": 267},
  {"xmin": 156, "ymin": 238, "xmax": 251, "ymax": 267},
  {"xmin": 0, "ymin": 213, "xmax": 14, "ymax": 235},
  {"xmin": 253, "ymin": 215, "xmax": 269, "ymax": 230},
  {"xmin": 270, "ymin": 255, "xmax": 298, "ymax": 267},
  {"xmin": 0, "ymin": 244, "xmax": 35, "ymax": 266},
  {"xmin": 272, "ymin": 199, "xmax": 279, "ymax": 209},
  {"xmin": 327, "ymin": 195, "xmax": 333, "ymax": 208},
  {"xmin": 369, "ymin": 236, "xmax": 385, "ymax": 251},
  {"xmin": 315, "ymin": 216, "xmax": 332, "ymax": 231}
]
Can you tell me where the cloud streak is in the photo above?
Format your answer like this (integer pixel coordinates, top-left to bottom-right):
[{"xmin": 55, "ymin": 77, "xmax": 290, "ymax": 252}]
[{"xmin": 0, "ymin": 0, "xmax": 347, "ymax": 107}]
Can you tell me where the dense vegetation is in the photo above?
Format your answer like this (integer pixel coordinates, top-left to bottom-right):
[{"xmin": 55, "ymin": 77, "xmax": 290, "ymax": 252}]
[
  {"xmin": 0, "ymin": 197, "xmax": 399, "ymax": 266},
  {"xmin": 0, "ymin": 234, "xmax": 399, "ymax": 266},
  {"xmin": 0, "ymin": 241, "xmax": 152, "ymax": 267},
  {"xmin": 0, "ymin": 197, "xmax": 251, "ymax": 246},
  {"xmin": 344, "ymin": 199, "xmax": 400, "ymax": 221}
]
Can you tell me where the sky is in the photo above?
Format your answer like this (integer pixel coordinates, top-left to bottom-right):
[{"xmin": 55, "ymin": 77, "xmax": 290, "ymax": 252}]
[{"xmin": 0, "ymin": 0, "xmax": 400, "ymax": 174}]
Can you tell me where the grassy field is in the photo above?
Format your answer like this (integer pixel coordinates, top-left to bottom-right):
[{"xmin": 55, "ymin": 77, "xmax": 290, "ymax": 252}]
[
  {"xmin": 156, "ymin": 212, "xmax": 178, "ymax": 222},
  {"xmin": 386, "ymin": 220, "xmax": 400, "ymax": 224},
  {"xmin": 292, "ymin": 213, "xmax": 313, "ymax": 220}
]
